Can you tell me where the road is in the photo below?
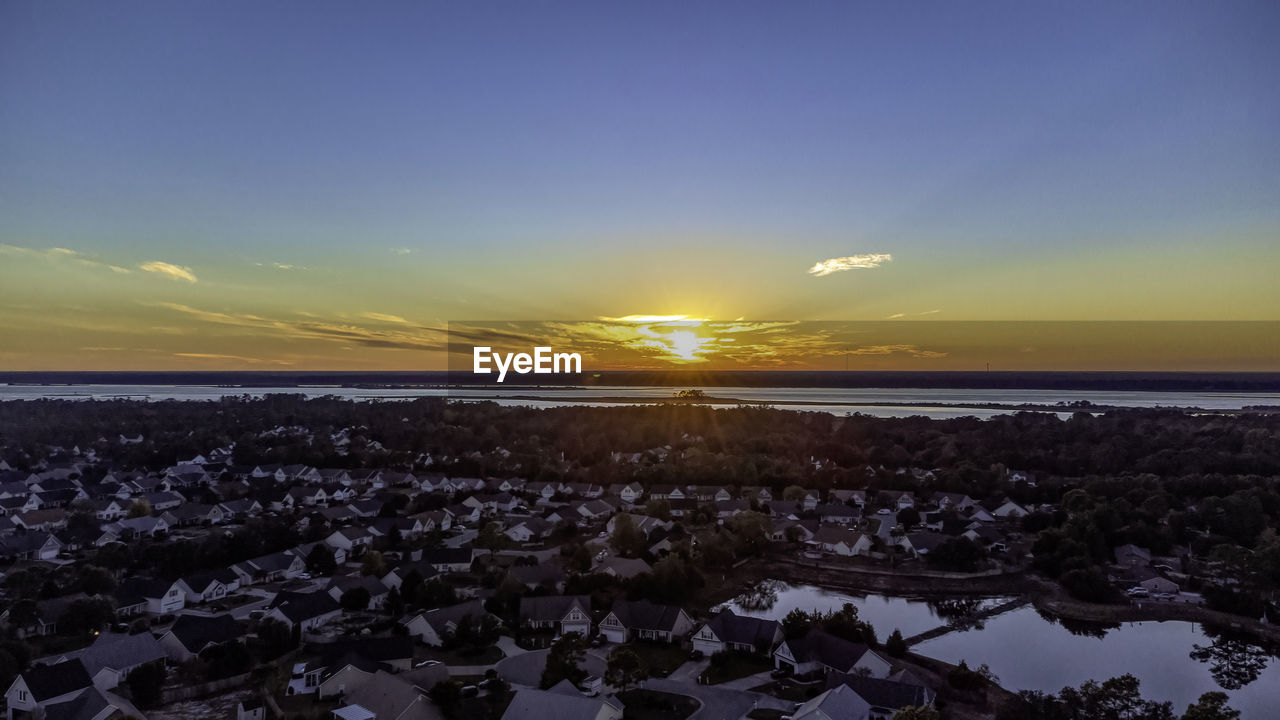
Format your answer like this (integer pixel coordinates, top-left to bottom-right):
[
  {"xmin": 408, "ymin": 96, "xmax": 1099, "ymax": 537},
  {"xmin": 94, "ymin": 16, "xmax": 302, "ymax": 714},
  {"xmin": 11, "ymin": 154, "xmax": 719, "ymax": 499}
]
[{"xmin": 646, "ymin": 677, "xmax": 794, "ymax": 720}]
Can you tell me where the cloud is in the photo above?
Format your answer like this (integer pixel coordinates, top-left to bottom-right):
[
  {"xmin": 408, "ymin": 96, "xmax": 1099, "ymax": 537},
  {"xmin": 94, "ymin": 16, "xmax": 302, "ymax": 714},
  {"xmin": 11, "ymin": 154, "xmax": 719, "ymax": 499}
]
[
  {"xmin": 391, "ymin": 247, "xmax": 412, "ymax": 255},
  {"xmin": 149, "ymin": 302, "xmax": 447, "ymax": 352},
  {"xmin": 0, "ymin": 243, "xmax": 132, "ymax": 274},
  {"xmin": 174, "ymin": 352, "xmax": 293, "ymax": 366},
  {"xmin": 808, "ymin": 253, "xmax": 892, "ymax": 277},
  {"xmin": 139, "ymin": 261, "xmax": 197, "ymax": 283},
  {"xmin": 847, "ymin": 344, "xmax": 948, "ymax": 359},
  {"xmin": 361, "ymin": 312, "xmax": 409, "ymax": 324},
  {"xmin": 919, "ymin": 309, "xmax": 940, "ymax": 315},
  {"xmin": 886, "ymin": 313, "xmax": 905, "ymax": 319}
]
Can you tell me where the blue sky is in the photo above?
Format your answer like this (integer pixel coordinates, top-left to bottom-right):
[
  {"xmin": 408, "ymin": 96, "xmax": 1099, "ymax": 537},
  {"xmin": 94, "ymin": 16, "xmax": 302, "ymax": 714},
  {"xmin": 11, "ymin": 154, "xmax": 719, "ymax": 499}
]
[{"xmin": 1, "ymin": 2, "xmax": 1277, "ymax": 369}]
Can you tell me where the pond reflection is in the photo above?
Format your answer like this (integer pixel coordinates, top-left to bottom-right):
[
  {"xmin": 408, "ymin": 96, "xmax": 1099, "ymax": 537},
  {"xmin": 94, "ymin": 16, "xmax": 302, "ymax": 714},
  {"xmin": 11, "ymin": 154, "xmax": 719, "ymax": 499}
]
[{"xmin": 1190, "ymin": 628, "xmax": 1274, "ymax": 690}]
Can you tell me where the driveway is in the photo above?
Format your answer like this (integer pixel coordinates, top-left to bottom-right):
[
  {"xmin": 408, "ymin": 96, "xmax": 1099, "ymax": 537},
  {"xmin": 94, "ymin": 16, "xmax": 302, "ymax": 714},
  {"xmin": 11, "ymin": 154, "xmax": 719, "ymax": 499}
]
[
  {"xmin": 646, "ymin": 678, "xmax": 793, "ymax": 720},
  {"xmin": 495, "ymin": 648, "xmax": 607, "ymax": 687},
  {"xmin": 666, "ymin": 658, "xmax": 710, "ymax": 683}
]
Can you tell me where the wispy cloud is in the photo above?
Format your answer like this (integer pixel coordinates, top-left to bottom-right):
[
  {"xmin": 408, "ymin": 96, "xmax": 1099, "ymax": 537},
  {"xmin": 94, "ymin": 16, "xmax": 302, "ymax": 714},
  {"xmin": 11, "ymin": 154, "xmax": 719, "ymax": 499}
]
[
  {"xmin": 848, "ymin": 344, "xmax": 948, "ymax": 359},
  {"xmin": 807, "ymin": 253, "xmax": 892, "ymax": 277},
  {"xmin": 919, "ymin": 309, "xmax": 940, "ymax": 315},
  {"xmin": 255, "ymin": 262, "xmax": 305, "ymax": 271},
  {"xmin": 149, "ymin": 302, "xmax": 446, "ymax": 352},
  {"xmin": 391, "ymin": 247, "xmax": 412, "ymax": 255},
  {"xmin": 361, "ymin": 312, "xmax": 409, "ymax": 324},
  {"xmin": 886, "ymin": 313, "xmax": 905, "ymax": 319},
  {"xmin": 174, "ymin": 352, "xmax": 293, "ymax": 366},
  {"xmin": 0, "ymin": 244, "xmax": 132, "ymax": 274},
  {"xmin": 139, "ymin": 261, "xmax": 197, "ymax": 283}
]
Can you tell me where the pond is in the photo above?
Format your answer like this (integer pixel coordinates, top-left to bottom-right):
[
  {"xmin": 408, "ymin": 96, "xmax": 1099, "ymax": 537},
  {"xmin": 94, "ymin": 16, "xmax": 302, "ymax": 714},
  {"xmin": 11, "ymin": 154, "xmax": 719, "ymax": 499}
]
[
  {"xmin": 727, "ymin": 581, "xmax": 1279, "ymax": 718},
  {"xmin": 721, "ymin": 580, "xmax": 1015, "ymax": 641},
  {"xmin": 915, "ymin": 606, "xmax": 1280, "ymax": 719}
]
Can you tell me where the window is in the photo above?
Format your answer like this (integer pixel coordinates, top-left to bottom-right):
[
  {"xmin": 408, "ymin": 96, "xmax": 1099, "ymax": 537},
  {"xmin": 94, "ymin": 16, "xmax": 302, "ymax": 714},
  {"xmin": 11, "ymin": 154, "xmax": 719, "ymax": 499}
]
[{"xmin": 19, "ymin": 690, "xmax": 28, "ymax": 701}]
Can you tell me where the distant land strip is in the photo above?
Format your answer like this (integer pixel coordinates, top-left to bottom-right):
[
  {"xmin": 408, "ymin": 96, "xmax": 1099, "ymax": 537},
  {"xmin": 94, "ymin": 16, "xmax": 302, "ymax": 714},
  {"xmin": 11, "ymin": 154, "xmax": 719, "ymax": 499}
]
[{"xmin": 4, "ymin": 370, "xmax": 1280, "ymax": 392}]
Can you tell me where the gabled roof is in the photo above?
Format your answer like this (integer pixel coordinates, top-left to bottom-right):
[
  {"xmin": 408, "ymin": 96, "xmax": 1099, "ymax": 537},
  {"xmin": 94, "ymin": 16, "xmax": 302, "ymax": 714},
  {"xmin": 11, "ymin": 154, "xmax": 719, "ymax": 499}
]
[
  {"xmin": 115, "ymin": 576, "xmax": 175, "ymax": 606},
  {"xmin": 519, "ymin": 595, "xmax": 590, "ymax": 625},
  {"xmin": 165, "ymin": 614, "xmax": 242, "ymax": 653},
  {"xmin": 793, "ymin": 684, "xmax": 872, "ymax": 720},
  {"xmin": 827, "ymin": 672, "xmax": 934, "ymax": 711},
  {"xmin": 17, "ymin": 658, "xmax": 93, "ymax": 701},
  {"xmin": 58, "ymin": 632, "xmax": 166, "ymax": 677},
  {"xmin": 607, "ymin": 600, "xmax": 687, "ymax": 633},
  {"xmin": 317, "ymin": 636, "xmax": 414, "ymax": 666},
  {"xmin": 783, "ymin": 628, "xmax": 879, "ymax": 673},
  {"xmin": 410, "ymin": 599, "xmax": 494, "ymax": 632},
  {"xmin": 704, "ymin": 609, "xmax": 780, "ymax": 649},
  {"xmin": 268, "ymin": 590, "xmax": 341, "ymax": 623},
  {"xmin": 42, "ymin": 685, "xmax": 113, "ymax": 720},
  {"xmin": 501, "ymin": 688, "xmax": 624, "ymax": 720}
]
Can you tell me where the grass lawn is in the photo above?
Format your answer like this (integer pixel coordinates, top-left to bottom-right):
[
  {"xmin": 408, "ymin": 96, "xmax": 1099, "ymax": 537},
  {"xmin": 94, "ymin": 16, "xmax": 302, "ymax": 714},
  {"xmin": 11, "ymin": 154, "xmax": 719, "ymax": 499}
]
[
  {"xmin": 701, "ymin": 651, "xmax": 772, "ymax": 685},
  {"xmin": 417, "ymin": 644, "xmax": 505, "ymax": 665},
  {"xmin": 617, "ymin": 689, "xmax": 699, "ymax": 720},
  {"xmin": 628, "ymin": 642, "xmax": 690, "ymax": 677}
]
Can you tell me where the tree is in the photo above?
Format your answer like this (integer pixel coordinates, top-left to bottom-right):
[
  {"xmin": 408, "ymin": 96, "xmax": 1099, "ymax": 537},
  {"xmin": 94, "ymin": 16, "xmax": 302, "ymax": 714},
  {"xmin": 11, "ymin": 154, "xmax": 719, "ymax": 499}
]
[
  {"xmin": 126, "ymin": 661, "xmax": 166, "ymax": 707},
  {"xmin": 429, "ymin": 679, "xmax": 463, "ymax": 719},
  {"xmin": 644, "ymin": 498, "xmax": 672, "ymax": 521},
  {"xmin": 77, "ymin": 565, "xmax": 117, "ymax": 595},
  {"xmin": 256, "ymin": 618, "xmax": 296, "ymax": 660},
  {"xmin": 340, "ymin": 587, "xmax": 372, "ymax": 611},
  {"xmin": 604, "ymin": 646, "xmax": 647, "ymax": 691},
  {"xmin": 475, "ymin": 521, "xmax": 510, "ymax": 554},
  {"xmin": 893, "ymin": 707, "xmax": 941, "ymax": 720},
  {"xmin": 885, "ymin": 629, "xmax": 907, "ymax": 658},
  {"xmin": 540, "ymin": 632, "xmax": 587, "ymax": 689},
  {"xmin": 609, "ymin": 514, "xmax": 647, "ymax": 558},
  {"xmin": 783, "ymin": 485, "xmax": 807, "ymax": 502},
  {"xmin": 361, "ymin": 550, "xmax": 387, "ymax": 578},
  {"xmin": 1181, "ymin": 692, "xmax": 1240, "ymax": 720},
  {"xmin": 306, "ymin": 545, "xmax": 337, "ymax": 576},
  {"xmin": 127, "ymin": 499, "xmax": 153, "ymax": 518},
  {"xmin": 897, "ymin": 507, "xmax": 922, "ymax": 528}
]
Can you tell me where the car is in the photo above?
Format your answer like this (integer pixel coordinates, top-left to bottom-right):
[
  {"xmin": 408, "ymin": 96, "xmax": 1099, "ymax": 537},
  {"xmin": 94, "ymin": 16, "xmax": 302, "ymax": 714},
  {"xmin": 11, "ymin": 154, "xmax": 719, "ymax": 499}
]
[
  {"xmin": 877, "ymin": 508, "xmax": 892, "ymax": 515},
  {"xmin": 414, "ymin": 660, "xmax": 442, "ymax": 668},
  {"xmin": 1127, "ymin": 588, "xmax": 1149, "ymax": 598},
  {"xmin": 598, "ymin": 531, "xmax": 607, "ymax": 537},
  {"xmin": 460, "ymin": 685, "xmax": 478, "ymax": 698},
  {"xmin": 300, "ymin": 573, "xmax": 312, "ymax": 580}
]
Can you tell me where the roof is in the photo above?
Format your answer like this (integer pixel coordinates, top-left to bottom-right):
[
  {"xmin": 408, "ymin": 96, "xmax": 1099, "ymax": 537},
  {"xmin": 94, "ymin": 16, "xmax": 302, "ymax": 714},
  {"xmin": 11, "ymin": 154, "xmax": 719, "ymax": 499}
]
[
  {"xmin": 58, "ymin": 632, "xmax": 167, "ymax": 677},
  {"xmin": 317, "ymin": 636, "xmax": 414, "ymax": 666},
  {"xmin": 783, "ymin": 628, "xmax": 878, "ymax": 673},
  {"xmin": 599, "ymin": 556, "xmax": 651, "ymax": 579},
  {"xmin": 793, "ymin": 684, "xmax": 873, "ymax": 720},
  {"xmin": 166, "ymin": 614, "xmax": 242, "ymax": 653},
  {"xmin": 519, "ymin": 595, "xmax": 590, "ymax": 625},
  {"xmin": 501, "ymin": 688, "xmax": 624, "ymax": 720},
  {"xmin": 115, "ymin": 576, "xmax": 175, "ymax": 606},
  {"xmin": 268, "ymin": 590, "xmax": 341, "ymax": 623},
  {"xmin": 828, "ymin": 672, "xmax": 934, "ymax": 710},
  {"xmin": 343, "ymin": 671, "xmax": 434, "ymax": 720},
  {"xmin": 704, "ymin": 609, "xmax": 780, "ymax": 650},
  {"xmin": 411, "ymin": 599, "xmax": 493, "ymax": 632},
  {"xmin": 42, "ymin": 686, "xmax": 113, "ymax": 720},
  {"xmin": 607, "ymin": 600, "xmax": 687, "ymax": 633},
  {"xmin": 18, "ymin": 658, "xmax": 93, "ymax": 701}
]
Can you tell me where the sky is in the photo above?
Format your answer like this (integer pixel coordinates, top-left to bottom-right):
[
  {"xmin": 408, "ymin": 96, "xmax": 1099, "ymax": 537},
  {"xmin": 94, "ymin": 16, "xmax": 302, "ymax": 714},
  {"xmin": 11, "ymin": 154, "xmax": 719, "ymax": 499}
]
[{"xmin": 1, "ymin": 1, "xmax": 1278, "ymax": 371}]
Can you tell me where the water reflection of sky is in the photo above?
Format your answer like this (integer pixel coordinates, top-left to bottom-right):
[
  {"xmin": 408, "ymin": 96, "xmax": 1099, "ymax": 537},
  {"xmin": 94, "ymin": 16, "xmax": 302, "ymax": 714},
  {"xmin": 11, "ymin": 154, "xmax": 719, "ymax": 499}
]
[
  {"xmin": 722, "ymin": 581, "xmax": 1013, "ymax": 640},
  {"xmin": 915, "ymin": 608, "xmax": 1279, "ymax": 719}
]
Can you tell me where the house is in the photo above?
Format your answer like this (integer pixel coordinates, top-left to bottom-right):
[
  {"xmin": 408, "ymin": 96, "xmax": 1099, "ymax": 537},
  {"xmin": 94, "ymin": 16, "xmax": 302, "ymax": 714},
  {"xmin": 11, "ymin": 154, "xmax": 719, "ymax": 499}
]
[
  {"xmin": 0, "ymin": 532, "xmax": 63, "ymax": 561},
  {"xmin": 237, "ymin": 698, "xmax": 267, "ymax": 720},
  {"xmin": 931, "ymin": 492, "xmax": 976, "ymax": 512},
  {"xmin": 1115, "ymin": 544, "xmax": 1153, "ymax": 568},
  {"xmin": 813, "ymin": 526, "xmax": 874, "ymax": 557},
  {"xmin": 827, "ymin": 672, "xmax": 936, "ymax": 718},
  {"xmin": 987, "ymin": 498, "xmax": 1028, "ymax": 519},
  {"xmin": 597, "ymin": 556, "xmax": 651, "ymax": 580},
  {"xmin": 504, "ymin": 517, "xmax": 553, "ymax": 543},
  {"xmin": 899, "ymin": 532, "xmax": 950, "ymax": 558},
  {"xmin": 501, "ymin": 686, "xmax": 624, "ymax": 720},
  {"xmin": 105, "ymin": 515, "xmax": 169, "ymax": 538},
  {"xmin": 115, "ymin": 577, "xmax": 185, "ymax": 616},
  {"xmin": 815, "ymin": 504, "xmax": 860, "ymax": 525},
  {"xmin": 419, "ymin": 548, "xmax": 475, "ymax": 574},
  {"xmin": 1121, "ymin": 566, "xmax": 1181, "ymax": 595},
  {"xmin": 218, "ymin": 498, "xmax": 263, "ymax": 519},
  {"xmin": 335, "ymin": 670, "xmax": 439, "ymax": 720},
  {"xmin": 265, "ymin": 591, "xmax": 343, "ymax": 631},
  {"xmin": 773, "ymin": 629, "xmax": 891, "ymax": 679},
  {"xmin": 175, "ymin": 569, "xmax": 238, "ymax": 603},
  {"xmin": 326, "ymin": 575, "xmax": 390, "ymax": 610},
  {"xmin": 43, "ymin": 631, "xmax": 167, "ymax": 691},
  {"xmin": 158, "ymin": 613, "xmax": 243, "ymax": 662},
  {"xmin": 325, "ymin": 527, "xmax": 375, "ymax": 554},
  {"xmin": 610, "ymin": 482, "xmax": 644, "ymax": 504},
  {"xmin": 380, "ymin": 560, "xmax": 440, "ymax": 590},
  {"xmin": 231, "ymin": 551, "xmax": 306, "ymax": 585},
  {"xmin": 316, "ymin": 636, "xmax": 416, "ymax": 673},
  {"xmin": 12, "ymin": 509, "xmax": 67, "ymax": 532},
  {"xmin": 879, "ymin": 491, "xmax": 915, "ymax": 511},
  {"xmin": 142, "ymin": 490, "xmax": 185, "ymax": 511},
  {"xmin": 5, "ymin": 659, "xmax": 95, "ymax": 720},
  {"xmin": 402, "ymin": 599, "xmax": 499, "ymax": 647},
  {"xmin": 598, "ymin": 600, "xmax": 694, "ymax": 644},
  {"xmin": 691, "ymin": 609, "xmax": 782, "ymax": 657},
  {"xmin": 519, "ymin": 595, "xmax": 592, "ymax": 637},
  {"xmin": 789, "ymin": 684, "xmax": 873, "ymax": 720},
  {"xmin": 161, "ymin": 502, "xmax": 225, "ymax": 527}
]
